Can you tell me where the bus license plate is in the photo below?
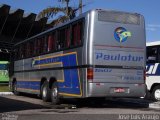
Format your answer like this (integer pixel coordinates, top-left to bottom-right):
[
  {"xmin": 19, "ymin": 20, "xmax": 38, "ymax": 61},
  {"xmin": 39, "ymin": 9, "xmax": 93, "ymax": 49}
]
[{"xmin": 114, "ymin": 88, "xmax": 125, "ymax": 93}]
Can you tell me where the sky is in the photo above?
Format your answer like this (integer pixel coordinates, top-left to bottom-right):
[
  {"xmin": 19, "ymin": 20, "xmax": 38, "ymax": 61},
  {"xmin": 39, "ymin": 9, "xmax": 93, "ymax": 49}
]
[{"xmin": 0, "ymin": 0, "xmax": 160, "ymax": 42}]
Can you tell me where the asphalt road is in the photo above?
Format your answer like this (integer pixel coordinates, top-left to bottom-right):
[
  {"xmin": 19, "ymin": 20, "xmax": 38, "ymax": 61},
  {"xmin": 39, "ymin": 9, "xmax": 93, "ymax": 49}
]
[{"xmin": 0, "ymin": 94, "xmax": 160, "ymax": 120}]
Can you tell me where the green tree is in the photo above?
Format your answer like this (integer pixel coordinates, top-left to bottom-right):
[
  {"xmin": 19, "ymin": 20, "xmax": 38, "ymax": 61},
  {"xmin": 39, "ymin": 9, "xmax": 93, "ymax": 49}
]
[{"xmin": 38, "ymin": 0, "xmax": 82, "ymax": 27}]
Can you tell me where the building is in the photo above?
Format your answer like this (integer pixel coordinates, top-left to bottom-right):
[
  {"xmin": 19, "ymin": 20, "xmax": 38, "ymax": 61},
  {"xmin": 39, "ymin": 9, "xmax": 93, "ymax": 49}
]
[{"xmin": 0, "ymin": 4, "xmax": 52, "ymax": 60}]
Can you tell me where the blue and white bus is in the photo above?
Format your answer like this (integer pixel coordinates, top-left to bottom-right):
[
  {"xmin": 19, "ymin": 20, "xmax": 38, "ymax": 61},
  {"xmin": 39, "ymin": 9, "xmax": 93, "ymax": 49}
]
[
  {"xmin": 10, "ymin": 9, "xmax": 146, "ymax": 104},
  {"xmin": 146, "ymin": 41, "xmax": 160, "ymax": 101}
]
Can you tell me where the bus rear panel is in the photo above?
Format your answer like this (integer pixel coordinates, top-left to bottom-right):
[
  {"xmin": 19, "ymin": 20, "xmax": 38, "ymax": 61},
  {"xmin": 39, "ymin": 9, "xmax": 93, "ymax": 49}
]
[{"xmin": 85, "ymin": 10, "xmax": 146, "ymax": 98}]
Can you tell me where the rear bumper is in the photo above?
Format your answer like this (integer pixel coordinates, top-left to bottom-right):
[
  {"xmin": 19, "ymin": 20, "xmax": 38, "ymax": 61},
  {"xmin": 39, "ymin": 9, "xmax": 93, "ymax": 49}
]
[{"xmin": 87, "ymin": 83, "xmax": 146, "ymax": 98}]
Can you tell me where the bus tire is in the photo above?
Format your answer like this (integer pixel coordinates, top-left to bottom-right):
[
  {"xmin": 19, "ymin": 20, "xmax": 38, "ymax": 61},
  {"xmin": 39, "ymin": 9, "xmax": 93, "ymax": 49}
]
[
  {"xmin": 151, "ymin": 85, "xmax": 160, "ymax": 101},
  {"xmin": 13, "ymin": 81, "xmax": 20, "ymax": 95},
  {"xmin": 51, "ymin": 82, "xmax": 60, "ymax": 105},
  {"xmin": 41, "ymin": 81, "xmax": 51, "ymax": 102}
]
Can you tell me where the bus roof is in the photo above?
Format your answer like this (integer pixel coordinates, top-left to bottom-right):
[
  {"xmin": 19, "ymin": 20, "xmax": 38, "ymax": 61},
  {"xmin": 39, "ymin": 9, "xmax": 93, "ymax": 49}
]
[
  {"xmin": 146, "ymin": 41, "xmax": 160, "ymax": 46},
  {"xmin": 15, "ymin": 9, "xmax": 142, "ymax": 46}
]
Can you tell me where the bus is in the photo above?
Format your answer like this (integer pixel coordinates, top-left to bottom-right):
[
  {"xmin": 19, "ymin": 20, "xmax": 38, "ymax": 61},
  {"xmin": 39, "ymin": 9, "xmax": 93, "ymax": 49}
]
[
  {"xmin": 10, "ymin": 9, "xmax": 146, "ymax": 104},
  {"xmin": 0, "ymin": 61, "xmax": 9, "ymax": 83},
  {"xmin": 146, "ymin": 41, "xmax": 160, "ymax": 101}
]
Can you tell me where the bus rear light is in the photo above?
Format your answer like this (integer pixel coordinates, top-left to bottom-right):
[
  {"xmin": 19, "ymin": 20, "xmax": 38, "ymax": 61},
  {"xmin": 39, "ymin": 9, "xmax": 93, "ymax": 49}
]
[
  {"xmin": 87, "ymin": 68, "xmax": 93, "ymax": 81},
  {"xmin": 96, "ymin": 83, "xmax": 101, "ymax": 86}
]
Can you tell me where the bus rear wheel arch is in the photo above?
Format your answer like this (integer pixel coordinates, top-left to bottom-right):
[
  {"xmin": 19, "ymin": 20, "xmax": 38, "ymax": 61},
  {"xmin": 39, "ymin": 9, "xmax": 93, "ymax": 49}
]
[{"xmin": 151, "ymin": 85, "xmax": 160, "ymax": 101}]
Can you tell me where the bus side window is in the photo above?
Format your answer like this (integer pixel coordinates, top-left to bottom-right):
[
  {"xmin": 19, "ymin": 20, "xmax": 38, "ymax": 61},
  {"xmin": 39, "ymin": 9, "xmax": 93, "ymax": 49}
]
[
  {"xmin": 71, "ymin": 24, "xmax": 77, "ymax": 47},
  {"xmin": 43, "ymin": 36, "xmax": 48, "ymax": 53},
  {"xmin": 77, "ymin": 21, "xmax": 83, "ymax": 45},
  {"xmin": 157, "ymin": 47, "xmax": 160, "ymax": 62},
  {"xmin": 30, "ymin": 41, "xmax": 34, "ymax": 57},
  {"xmin": 37, "ymin": 39, "xmax": 41, "ymax": 55},
  {"xmin": 33, "ymin": 40, "xmax": 38, "ymax": 55},
  {"xmin": 71, "ymin": 20, "xmax": 83, "ymax": 47},
  {"xmin": 48, "ymin": 33, "xmax": 56, "ymax": 52},
  {"xmin": 58, "ymin": 29, "xmax": 65, "ymax": 50},
  {"xmin": 65, "ymin": 27, "xmax": 71, "ymax": 48},
  {"xmin": 147, "ymin": 47, "xmax": 157, "ymax": 63},
  {"xmin": 26, "ymin": 42, "xmax": 31, "ymax": 57},
  {"xmin": 39, "ymin": 37, "xmax": 45, "ymax": 54},
  {"xmin": 58, "ymin": 27, "xmax": 71, "ymax": 49}
]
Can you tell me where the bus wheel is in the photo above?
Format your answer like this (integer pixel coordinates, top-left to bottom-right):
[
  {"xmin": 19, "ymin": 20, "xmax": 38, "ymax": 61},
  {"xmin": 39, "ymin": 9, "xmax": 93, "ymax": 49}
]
[
  {"xmin": 51, "ymin": 82, "xmax": 60, "ymax": 105},
  {"xmin": 41, "ymin": 81, "xmax": 50, "ymax": 102},
  {"xmin": 13, "ymin": 81, "xmax": 20, "ymax": 95},
  {"xmin": 151, "ymin": 85, "xmax": 160, "ymax": 101}
]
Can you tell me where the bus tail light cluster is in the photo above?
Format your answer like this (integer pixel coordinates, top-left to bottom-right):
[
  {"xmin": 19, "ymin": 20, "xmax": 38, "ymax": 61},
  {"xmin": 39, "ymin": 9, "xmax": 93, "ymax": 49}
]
[{"xmin": 87, "ymin": 68, "xmax": 93, "ymax": 82}]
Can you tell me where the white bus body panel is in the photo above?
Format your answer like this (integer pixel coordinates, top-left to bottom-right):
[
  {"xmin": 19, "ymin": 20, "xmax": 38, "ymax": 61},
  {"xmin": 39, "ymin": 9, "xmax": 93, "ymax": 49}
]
[{"xmin": 146, "ymin": 63, "xmax": 160, "ymax": 90}]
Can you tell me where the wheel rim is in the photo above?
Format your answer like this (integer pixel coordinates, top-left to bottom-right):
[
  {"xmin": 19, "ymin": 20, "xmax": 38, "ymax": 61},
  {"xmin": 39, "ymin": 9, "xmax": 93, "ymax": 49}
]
[
  {"xmin": 42, "ymin": 86, "xmax": 47, "ymax": 98},
  {"xmin": 52, "ymin": 87, "xmax": 58, "ymax": 100},
  {"xmin": 154, "ymin": 89, "xmax": 160, "ymax": 100}
]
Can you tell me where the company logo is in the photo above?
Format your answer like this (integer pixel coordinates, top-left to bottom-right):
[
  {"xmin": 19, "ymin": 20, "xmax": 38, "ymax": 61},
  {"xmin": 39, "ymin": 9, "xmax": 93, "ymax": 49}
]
[
  {"xmin": 146, "ymin": 63, "xmax": 159, "ymax": 75},
  {"xmin": 114, "ymin": 27, "xmax": 132, "ymax": 43},
  {"xmin": 95, "ymin": 52, "xmax": 144, "ymax": 62}
]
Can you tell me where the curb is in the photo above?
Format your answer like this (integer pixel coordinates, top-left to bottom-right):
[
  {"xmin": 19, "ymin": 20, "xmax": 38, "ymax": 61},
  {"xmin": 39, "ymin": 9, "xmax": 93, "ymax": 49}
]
[
  {"xmin": 0, "ymin": 92, "xmax": 13, "ymax": 96},
  {"xmin": 149, "ymin": 102, "xmax": 160, "ymax": 109}
]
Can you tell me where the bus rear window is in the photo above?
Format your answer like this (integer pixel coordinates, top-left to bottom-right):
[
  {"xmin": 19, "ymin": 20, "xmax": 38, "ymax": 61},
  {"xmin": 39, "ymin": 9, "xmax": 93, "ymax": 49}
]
[{"xmin": 98, "ymin": 11, "xmax": 140, "ymax": 25}]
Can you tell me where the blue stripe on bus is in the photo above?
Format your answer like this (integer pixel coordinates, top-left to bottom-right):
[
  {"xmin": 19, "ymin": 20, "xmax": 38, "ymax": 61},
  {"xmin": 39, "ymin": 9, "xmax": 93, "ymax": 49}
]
[
  {"xmin": 17, "ymin": 81, "xmax": 40, "ymax": 90},
  {"xmin": 18, "ymin": 52, "xmax": 82, "ymax": 96}
]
